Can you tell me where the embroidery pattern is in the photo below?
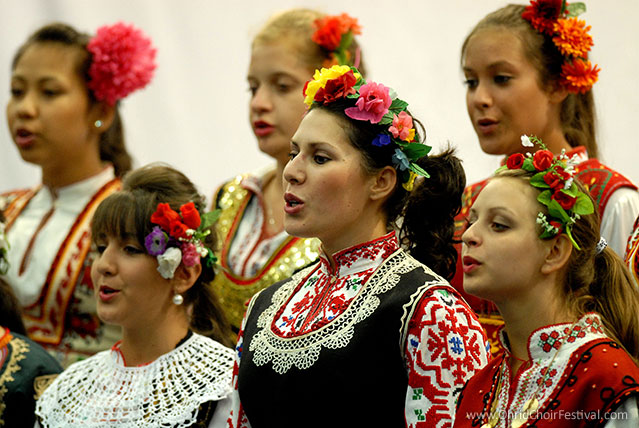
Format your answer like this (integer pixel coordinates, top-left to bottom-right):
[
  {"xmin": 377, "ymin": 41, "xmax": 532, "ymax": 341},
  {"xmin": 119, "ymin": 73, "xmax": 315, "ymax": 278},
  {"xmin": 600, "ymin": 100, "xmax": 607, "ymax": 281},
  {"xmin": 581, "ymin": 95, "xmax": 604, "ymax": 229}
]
[
  {"xmin": 0, "ymin": 335, "xmax": 29, "ymax": 422},
  {"xmin": 249, "ymin": 250, "xmax": 427, "ymax": 374}
]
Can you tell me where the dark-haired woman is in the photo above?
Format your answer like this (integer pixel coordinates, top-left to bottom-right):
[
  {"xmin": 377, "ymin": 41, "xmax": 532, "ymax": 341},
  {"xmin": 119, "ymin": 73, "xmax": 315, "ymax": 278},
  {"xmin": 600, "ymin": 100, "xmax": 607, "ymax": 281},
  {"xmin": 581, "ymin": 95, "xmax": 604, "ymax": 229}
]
[
  {"xmin": 36, "ymin": 164, "xmax": 234, "ymax": 428},
  {"xmin": 1, "ymin": 22, "xmax": 155, "ymax": 366},
  {"xmin": 228, "ymin": 66, "xmax": 489, "ymax": 428}
]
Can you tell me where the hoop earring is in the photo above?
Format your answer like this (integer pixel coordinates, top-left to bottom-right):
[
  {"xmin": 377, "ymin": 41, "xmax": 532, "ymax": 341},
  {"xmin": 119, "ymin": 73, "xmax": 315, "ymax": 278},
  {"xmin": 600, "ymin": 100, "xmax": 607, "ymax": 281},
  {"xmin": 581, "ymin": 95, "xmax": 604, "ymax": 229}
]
[
  {"xmin": 172, "ymin": 293, "xmax": 184, "ymax": 305},
  {"xmin": 94, "ymin": 119, "xmax": 103, "ymax": 128}
]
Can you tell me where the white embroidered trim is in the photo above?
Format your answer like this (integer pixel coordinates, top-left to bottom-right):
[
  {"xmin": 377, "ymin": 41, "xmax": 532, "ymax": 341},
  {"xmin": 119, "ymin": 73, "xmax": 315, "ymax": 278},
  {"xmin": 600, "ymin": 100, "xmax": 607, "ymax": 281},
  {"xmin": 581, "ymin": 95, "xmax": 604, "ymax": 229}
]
[
  {"xmin": 249, "ymin": 249, "xmax": 436, "ymax": 374},
  {"xmin": 36, "ymin": 333, "xmax": 234, "ymax": 428}
]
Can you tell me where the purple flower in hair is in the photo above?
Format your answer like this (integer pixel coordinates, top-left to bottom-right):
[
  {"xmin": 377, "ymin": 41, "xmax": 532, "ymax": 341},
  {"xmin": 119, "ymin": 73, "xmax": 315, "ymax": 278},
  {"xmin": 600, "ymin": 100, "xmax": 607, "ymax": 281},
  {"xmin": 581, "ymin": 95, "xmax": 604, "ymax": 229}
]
[{"xmin": 145, "ymin": 226, "xmax": 168, "ymax": 256}]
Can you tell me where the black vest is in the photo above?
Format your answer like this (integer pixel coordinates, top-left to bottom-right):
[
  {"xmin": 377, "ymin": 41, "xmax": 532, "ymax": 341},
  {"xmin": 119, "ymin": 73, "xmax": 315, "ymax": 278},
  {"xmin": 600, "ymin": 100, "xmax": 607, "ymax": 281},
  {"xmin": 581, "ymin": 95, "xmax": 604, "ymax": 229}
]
[{"xmin": 238, "ymin": 249, "xmax": 450, "ymax": 427}]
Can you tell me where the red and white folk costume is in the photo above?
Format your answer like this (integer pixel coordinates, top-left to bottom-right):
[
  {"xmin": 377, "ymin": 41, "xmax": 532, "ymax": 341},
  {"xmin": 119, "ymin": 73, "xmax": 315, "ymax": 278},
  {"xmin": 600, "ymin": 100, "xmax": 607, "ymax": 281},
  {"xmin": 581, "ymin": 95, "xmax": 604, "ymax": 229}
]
[
  {"xmin": 1, "ymin": 167, "xmax": 121, "ymax": 366},
  {"xmin": 454, "ymin": 314, "xmax": 639, "ymax": 428},
  {"xmin": 625, "ymin": 216, "xmax": 639, "ymax": 286},
  {"xmin": 228, "ymin": 232, "xmax": 489, "ymax": 428}
]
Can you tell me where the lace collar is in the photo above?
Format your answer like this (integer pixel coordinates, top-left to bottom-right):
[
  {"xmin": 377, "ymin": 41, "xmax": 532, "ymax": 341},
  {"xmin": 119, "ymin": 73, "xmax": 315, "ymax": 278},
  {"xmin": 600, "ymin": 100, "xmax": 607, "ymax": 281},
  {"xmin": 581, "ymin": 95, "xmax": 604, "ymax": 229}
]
[
  {"xmin": 499, "ymin": 313, "xmax": 607, "ymax": 362},
  {"xmin": 36, "ymin": 333, "xmax": 234, "ymax": 428},
  {"xmin": 318, "ymin": 231, "xmax": 399, "ymax": 277}
]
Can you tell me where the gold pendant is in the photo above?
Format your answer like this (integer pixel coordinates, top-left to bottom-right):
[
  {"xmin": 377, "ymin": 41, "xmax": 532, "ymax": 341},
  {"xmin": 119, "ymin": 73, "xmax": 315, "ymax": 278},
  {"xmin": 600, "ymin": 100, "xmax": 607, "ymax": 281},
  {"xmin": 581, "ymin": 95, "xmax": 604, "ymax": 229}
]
[{"xmin": 480, "ymin": 424, "xmax": 494, "ymax": 428}]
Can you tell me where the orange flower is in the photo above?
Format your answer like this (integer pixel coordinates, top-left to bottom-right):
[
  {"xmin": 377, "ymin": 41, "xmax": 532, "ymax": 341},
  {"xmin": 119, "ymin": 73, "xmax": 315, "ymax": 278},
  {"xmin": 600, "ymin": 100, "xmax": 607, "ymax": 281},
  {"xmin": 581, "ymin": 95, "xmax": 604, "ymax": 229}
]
[
  {"xmin": 560, "ymin": 59, "xmax": 600, "ymax": 94},
  {"xmin": 553, "ymin": 18, "xmax": 593, "ymax": 58},
  {"xmin": 312, "ymin": 13, "xmax": 361, "ymax": 51}
]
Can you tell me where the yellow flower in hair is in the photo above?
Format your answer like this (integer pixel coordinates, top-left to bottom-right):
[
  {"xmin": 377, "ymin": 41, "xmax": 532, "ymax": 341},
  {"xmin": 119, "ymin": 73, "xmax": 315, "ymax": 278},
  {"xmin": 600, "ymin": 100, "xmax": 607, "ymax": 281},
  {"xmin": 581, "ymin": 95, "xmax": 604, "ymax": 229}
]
[
  {"xmin": 303, "ymin": 65, "xmax": 360, "ymax": 106},
  {"xmin": 402, "ymin": 171, "xmax": 417, "ymax": 191}
]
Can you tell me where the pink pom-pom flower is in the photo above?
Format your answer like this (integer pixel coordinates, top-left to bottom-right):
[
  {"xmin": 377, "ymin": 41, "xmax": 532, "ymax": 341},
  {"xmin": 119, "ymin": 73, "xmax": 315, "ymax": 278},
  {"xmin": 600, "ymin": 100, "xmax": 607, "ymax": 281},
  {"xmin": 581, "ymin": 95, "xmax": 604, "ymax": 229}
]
[{"xmin": 87, "ymin": 22, "xmax": 157, "ymax": 105}]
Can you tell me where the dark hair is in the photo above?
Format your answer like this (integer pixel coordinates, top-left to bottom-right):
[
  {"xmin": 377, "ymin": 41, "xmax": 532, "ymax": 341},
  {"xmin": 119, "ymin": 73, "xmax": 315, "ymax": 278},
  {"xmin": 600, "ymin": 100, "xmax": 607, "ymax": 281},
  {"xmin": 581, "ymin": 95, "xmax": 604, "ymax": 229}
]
[
  {"xmin": 312, "ymin": 101, "xmax": 465, "ymax": 280},
  {"xmin": 91, "ymin": 164, "xmax": 234, "ymax": 348},
  {"xmin": 0, "ymin": 278, "xmax": 27, "ymax": 335},
  {"xmin": 461, "ymin": 4, "xmax": 598, "ymax": 158},
  {"xmin": 496, "ymin": 169, "xmax": 639, "ymax": 360},
  {"xmin": 253, "ymin": 8, "xmax": 367, "ymax": 76},
  {"xmin": 12, "ymin": 22, "xmax": 132, "ymax": 176}
]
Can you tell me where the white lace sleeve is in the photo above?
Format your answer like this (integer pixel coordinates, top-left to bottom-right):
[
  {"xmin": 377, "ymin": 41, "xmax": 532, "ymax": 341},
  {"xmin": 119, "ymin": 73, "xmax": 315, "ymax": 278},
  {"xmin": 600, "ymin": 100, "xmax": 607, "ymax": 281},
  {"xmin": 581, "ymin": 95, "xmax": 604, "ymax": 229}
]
[{"xmin": 602, "ymin": 396, "xmax": 639, "ymax": 428}]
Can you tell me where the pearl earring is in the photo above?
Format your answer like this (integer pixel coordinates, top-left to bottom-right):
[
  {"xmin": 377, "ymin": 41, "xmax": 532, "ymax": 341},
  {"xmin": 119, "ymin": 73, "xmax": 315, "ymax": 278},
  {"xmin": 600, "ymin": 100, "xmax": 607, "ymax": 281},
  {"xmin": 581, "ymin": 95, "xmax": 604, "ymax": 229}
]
[
  {"xmin": 172, "ymin": 293, "xmax": 184, "ymax": 305},
  {"xmin": 94, "ymin": 120, "xmax": 103, "ymax": 128}
]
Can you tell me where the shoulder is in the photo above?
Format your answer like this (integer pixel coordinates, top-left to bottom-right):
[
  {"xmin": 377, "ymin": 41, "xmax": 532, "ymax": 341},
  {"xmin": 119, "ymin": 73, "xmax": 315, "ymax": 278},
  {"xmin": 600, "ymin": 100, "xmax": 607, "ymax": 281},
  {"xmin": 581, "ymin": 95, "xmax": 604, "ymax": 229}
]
[
  {"xmin": 10, "ymin": 333, "xmax": 62, "ymax": 374},
  {"xmin": 189, "ymin": 333, "xmax": 235, "ymax": 365}
]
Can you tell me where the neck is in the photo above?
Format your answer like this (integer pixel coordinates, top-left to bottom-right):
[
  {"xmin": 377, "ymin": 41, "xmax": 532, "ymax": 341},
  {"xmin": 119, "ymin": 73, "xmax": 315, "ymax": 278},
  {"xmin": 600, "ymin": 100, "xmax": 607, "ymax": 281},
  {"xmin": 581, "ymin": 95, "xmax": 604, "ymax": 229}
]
[
  {"xmin": 42, "ymin": 152, "xmax": 104, "ymax": 189},
  {"xmin": 495, "ymin": 278, "xmax": 575, "ymax": 367},
  {"xmin": 118, "ymin": 309, "xmax": 190, "ymax": 367},
  {"xmin": 262, "ymin": 164, "xmax": 285, "ymax": 236},
  {"xmin": 322, "ymin": 215, "xmax": 388, "ymax": 258}
]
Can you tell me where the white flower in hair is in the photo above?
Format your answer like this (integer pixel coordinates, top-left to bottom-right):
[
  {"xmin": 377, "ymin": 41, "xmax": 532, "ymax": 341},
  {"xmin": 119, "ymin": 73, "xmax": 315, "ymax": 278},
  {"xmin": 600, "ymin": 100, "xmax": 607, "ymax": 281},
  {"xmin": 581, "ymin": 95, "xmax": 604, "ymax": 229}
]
[
  {"xmin": 521, "ymin": 135, "xmax": 534, "ymax": 147},
  {"xmin": 157, "ymin": 247, "xmax": 182, "ymax": 279}
]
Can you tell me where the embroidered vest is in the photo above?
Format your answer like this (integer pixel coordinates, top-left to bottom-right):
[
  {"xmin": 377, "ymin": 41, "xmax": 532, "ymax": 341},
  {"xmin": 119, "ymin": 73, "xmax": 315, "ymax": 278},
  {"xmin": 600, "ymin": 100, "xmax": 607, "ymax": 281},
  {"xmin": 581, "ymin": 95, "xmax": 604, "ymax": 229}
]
[
  {"xmin": 2, "ymin": 179, "xmax": 121, "ymax": 347},
  {"xmin": 211, "ymin": 175, "xmax": 320, "ymax": 331},
  {"xmin": 455, "ymin": 340, "xmax": 639, "ymax": 427},
  {"xmin": 238, "ymin": 249, "xmax": 454, "ymax": 427}
]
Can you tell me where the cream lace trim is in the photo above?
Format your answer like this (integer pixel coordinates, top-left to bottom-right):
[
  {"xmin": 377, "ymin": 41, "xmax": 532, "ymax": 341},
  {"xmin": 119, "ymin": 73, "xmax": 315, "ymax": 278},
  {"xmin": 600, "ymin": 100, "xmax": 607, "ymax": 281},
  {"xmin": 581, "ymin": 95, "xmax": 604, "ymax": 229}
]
[
  {"xmin": 36, "ymin": 333, "xmax": 234, "ymax": 428},
  {"xmin": 249, "ymin": 249, "xmax": 442, "ymax": 374}
]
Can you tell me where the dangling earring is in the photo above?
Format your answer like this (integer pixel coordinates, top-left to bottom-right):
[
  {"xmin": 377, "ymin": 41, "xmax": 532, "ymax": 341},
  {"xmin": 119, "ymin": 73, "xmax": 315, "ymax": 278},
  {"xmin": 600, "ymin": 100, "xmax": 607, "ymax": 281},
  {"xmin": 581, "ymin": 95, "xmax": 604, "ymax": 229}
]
[
  {"xmin": 172, "ymin": 293, "xmax": 184, "ymax": 305},
  {"xmin": 94, "ymin": 119, "xmax": 103, "ymax": 128}
]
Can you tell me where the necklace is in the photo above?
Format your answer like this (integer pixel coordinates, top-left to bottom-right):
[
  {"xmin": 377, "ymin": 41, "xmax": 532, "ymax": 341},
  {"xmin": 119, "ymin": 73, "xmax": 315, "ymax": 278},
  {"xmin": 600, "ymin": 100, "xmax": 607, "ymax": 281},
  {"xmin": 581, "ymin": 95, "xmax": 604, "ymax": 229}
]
[{"xmin": 480, "ymin": 320, "xmax": 580, "ymax": 428}]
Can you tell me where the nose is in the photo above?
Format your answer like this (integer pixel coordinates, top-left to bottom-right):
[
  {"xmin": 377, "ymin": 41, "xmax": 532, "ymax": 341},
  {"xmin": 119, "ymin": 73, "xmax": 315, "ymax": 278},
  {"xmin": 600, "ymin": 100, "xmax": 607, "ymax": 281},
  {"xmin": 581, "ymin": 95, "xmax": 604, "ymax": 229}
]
[
  {"xmin": 12, "ymin": 91, "xmax": 38, "ymax": 119},
  {"xmin": 92, "ymin": 244, "xmax": 117, "ymax": 278},
  {"xmin": 283, "ymin": 153, "xmax": 305, "ymax": 186},
  {"xmin": 468, "ymin": 81, "xmax": 492, "ymax": 110},
  {"xmin": 461, "ymin": 221, "xmax": 480, "ymax": 248},
  {"xmin": 250, "ymin": 85, "xmax": 273, "ymax": 114}
]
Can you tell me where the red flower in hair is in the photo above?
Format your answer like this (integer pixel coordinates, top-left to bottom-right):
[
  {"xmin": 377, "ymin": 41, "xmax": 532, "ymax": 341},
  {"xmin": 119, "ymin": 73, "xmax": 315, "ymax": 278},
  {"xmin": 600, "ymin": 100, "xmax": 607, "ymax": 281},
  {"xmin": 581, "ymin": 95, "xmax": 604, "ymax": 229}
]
[
  {"xmin": 522, "ymin": 0, "xmax": 564, "ymax": 35},
  {"xmin": 560, "ymin": 59, "xmax": 600, "ymax": 94},
  {"xmin": 313, "ymin": 70, "xmax": 358, "ymax": 104},
  {"xmin": 553, "ymin": 190, "xmax": 577, "ymax": 210},
  {"xmin": 532, "ymin": 149, "xmax": 554, "ymax": 171},
  {"xmin": 179, "ymin": 202, "xmax": 201, "ymax": 230},
  {"xmin": 506, "ymin": 153, "xmax": 525, "ymax": 169},
  {"xmin": 150, "ymin": 203, "xmax": 180, "ymax": 231},
  {"xmin": 169, "ymin": 220, "xmax": 189, "ymax": 240},
  {"xmin": 312, "ymin": 13, "xmax": 362, "ymax": 51},
  {"xmin": 87, "ymin": 22, "xmax": 157, "ymax": 106}
]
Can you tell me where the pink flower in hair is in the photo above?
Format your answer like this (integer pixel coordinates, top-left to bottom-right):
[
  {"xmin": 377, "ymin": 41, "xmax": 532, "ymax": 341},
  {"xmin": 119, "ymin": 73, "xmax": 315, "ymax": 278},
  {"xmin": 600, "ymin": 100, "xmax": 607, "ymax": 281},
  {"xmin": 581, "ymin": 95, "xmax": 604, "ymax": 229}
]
[
  {"xmin": 181, "ymin": 242, "xmax": 201, "ymax": 267},
  {"xmin": 87, "ymin": 22, "xmax": 157, "ymax": 105},
  {"xmin": 344, "ymin": 81, "xmax": 391, "ymax": 124}
]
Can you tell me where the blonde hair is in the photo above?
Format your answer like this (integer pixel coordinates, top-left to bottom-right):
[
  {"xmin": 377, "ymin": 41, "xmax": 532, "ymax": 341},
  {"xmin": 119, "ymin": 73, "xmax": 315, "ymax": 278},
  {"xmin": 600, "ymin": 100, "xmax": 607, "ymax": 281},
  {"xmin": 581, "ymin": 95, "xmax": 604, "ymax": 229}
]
[{"xmin": 252, "ymin": 8, "xmax": 366, "ymax": 75}]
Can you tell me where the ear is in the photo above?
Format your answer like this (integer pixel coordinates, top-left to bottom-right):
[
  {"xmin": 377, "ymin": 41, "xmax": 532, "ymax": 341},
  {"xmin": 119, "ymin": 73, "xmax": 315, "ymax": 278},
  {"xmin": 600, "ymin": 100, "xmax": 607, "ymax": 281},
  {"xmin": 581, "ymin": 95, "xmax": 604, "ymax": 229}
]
[
  {"xmin": 540, "ymin": 234, "xmax": 573, "ymax": 275},
  {"xmin": 548, "ymin": 82, "xmax": 569, "ymax": 105},
  {"xmin": 171, "ymin": 263, "xmax": 202, "ymax": 295},
  {"xmin": 88, "ymin": 101, "xmax": 116, "ymax": 133},
  {"xmin": 369, "ymin": 166, "xmax": 397, "ymax": 201}
]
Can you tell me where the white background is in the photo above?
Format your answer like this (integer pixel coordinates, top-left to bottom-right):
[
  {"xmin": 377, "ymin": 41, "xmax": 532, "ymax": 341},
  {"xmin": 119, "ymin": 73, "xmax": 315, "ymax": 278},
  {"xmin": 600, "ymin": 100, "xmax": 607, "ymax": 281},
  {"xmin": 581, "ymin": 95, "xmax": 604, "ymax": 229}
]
[{"xmin": 1, "ymin": 0, "xmax": 637, "ymax": 202}]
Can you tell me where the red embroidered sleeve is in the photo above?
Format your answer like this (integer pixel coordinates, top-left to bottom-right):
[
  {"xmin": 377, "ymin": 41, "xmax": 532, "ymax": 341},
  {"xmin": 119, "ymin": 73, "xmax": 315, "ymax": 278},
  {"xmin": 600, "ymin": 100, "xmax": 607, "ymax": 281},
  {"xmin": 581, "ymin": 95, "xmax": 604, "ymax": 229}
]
[{"xmin": 404, "ymin": 288, "xmax": 490, "ymax": 428}]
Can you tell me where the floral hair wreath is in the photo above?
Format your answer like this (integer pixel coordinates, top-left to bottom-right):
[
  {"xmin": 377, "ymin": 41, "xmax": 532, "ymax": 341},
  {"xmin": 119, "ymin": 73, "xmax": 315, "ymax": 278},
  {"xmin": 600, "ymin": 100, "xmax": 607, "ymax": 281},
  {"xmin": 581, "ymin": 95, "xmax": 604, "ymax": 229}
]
[
  {"xmin": 498, "ymin": 135, "xmax": 594, "ymax": 249},
  {"xmin": 522, "ymin": 0, "xmax": 599, "ymax": 94},
  {"xmin": 144, "ymin": 202, "xmax": 219, "ymax": 279},
  {"xmin": 303, "ymin": 65, "xmax": 431, "ymax": 191},
  {"xmin": 311, "ymin": 13, "xmax": 362, "ymax": 68},
  {"xmin": 87, "ymin": 22, "xmax": 157, "ymax": 106}
]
